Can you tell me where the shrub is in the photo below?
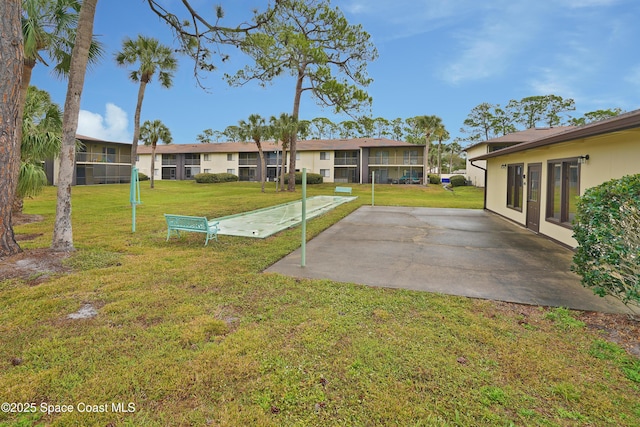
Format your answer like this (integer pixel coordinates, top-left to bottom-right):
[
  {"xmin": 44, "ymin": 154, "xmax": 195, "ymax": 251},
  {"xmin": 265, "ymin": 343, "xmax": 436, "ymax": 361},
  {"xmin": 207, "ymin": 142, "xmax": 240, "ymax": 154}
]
[
  {"xmin": 572, "ymin": 174, "xmax": 640, "ymax": 305},
  {"xmin": 283, "ymin": 172, "xmax": 323, "ymax": 185},
  {"xmin": 137, "ymin": 172, "xmax": 150, "ymax": 181},
  {"xmin": 428, "ymin": 174, "xmax": 440, "ymax": 184},
  {"xmin": 215, "ymin": 173, "xmax": 239, "ymax": 183},
  {"xmin": 194, "ymin": 173, "xmax": 239, "ymax": 183},
  {"xmin": 194, "ymin": 173, "xmax": 216, "ymax": 183},
  {"xmin": 449, "ymin": 175, "xmax": 467, "ymax": 187}
]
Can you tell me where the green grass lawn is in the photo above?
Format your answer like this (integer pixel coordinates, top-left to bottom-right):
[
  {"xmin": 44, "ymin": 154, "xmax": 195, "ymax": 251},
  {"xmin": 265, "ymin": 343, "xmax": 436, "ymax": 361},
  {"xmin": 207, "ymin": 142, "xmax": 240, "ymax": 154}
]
[{"xmin": 1, "ymin": 181, "xmax": 638, "ymax": 426}]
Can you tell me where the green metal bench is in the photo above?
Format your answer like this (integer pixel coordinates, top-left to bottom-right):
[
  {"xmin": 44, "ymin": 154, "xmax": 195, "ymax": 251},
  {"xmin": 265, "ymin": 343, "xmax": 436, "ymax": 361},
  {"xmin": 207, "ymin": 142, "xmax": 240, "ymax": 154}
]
[
  {"xmin": 164, "ymin": 214, "xmax": 219, "ymax": 246},
  {"xmin": 334, "ymin": 186, "xmax": 353, "ymax": 195}
]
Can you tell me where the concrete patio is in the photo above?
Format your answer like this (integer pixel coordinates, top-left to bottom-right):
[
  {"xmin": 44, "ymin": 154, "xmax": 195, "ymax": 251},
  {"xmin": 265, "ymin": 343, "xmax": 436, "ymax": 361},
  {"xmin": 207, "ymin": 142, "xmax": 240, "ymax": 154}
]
[{"xmin": 265, "ymin": 206, "xmax": 631, "ymax": 314}]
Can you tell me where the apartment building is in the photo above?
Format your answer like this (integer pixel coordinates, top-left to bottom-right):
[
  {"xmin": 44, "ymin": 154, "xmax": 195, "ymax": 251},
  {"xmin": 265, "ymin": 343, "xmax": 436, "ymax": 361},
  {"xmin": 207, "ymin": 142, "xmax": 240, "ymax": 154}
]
[{"xmin": 136, "ymin": 138, "xmax": 427, "ymax": 184}]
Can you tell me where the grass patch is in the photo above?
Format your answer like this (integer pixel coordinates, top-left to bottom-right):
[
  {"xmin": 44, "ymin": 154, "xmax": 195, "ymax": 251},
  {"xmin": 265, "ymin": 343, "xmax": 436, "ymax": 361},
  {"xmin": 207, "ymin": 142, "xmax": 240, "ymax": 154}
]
[
  {"xmin": 544, "ymin": 307, "xmax": 586, "ymax": 330},
  {"xmin": 1, "ymin": 181, "xmax": 638, "ymax": 426},
  {"xmin": 62, "ymin": 248, "xmax": 123, "ymax": 271}
]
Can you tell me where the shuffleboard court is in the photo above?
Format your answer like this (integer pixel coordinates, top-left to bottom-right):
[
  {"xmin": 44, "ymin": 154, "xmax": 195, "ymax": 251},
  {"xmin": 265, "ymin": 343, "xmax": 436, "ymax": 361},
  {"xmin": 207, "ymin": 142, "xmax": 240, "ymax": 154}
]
[{"xmin": 215, "ymin": 195, "xmax": 357, "ymax": 238}]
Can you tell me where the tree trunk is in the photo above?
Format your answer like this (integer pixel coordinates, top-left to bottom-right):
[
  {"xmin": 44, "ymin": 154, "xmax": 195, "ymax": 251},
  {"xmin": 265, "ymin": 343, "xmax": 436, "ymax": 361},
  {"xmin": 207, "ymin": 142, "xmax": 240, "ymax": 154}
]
[
  {"xmin": 52, "ymin": 0, "xmax": 98, "ymax": 252},
  {"xmin": 9, "ymin": 59, "xmax": 35, "ymax": 219},
  {"xmin": 437, "ymin": 139, "xmax": 442, "ymax": 177},
  {"xmin": 150, "ymin": 143, "xmax": 156, "ymax": 189},
  {"xmin": 20, "ymin": 58, "xmax": 35, "ymax": 114},
  {"xmin": 288, "ymin": 70, "xmax": 305, "ymax": 192},
  {"xmin": 423, "ymin": 132, "xmax": 431, "ymax": 185},
  {"xmin": 256, "ymin": 140, "xmax": 266, "ymax": 193},
  {"xmin": 449, "ymin": 150, "xmax": 453, "ymax": 174},
  {"xmin": 131, "ymin": 80, "xmax": 147, "ymax": 166},
  {"xmin": 0, "ymin": 0, "xmax": 24, "ymax": 258},
  {"xmin": 279, "ymin": 142, "xmax": 287, "ymax": 192}
]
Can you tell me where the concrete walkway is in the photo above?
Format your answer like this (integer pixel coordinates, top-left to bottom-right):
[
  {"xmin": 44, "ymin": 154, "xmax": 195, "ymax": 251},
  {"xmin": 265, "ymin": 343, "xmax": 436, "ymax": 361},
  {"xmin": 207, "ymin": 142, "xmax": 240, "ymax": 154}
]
[{"xmin": 265, "ymin": 206, "xmax": 630, "ymax": 314}]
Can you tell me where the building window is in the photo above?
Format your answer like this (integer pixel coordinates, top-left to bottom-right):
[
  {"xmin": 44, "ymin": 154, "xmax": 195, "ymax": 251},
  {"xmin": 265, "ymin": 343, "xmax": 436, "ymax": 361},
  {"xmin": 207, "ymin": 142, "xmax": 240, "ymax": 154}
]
[
  {"xmin": 320, "ymin": 169, "xmax": 330, "ymax": 177},
  {"xmin": 103, "ymin": 146, "xmax": 116, "ymax": 163},
  {"xmin": 238, "ymin": 152, "xmax": 257, "ymax": 165},
  {"xmin": 320, "ymin": 151, "xmax": 330, "ymax": 160},
  {"xmin": 227, "ymin": 154, "xmax": 233, "ymax": 161},
  {"xmin": 185, "ymin": 166, "xmax": 200, "ymax": 179},
  {"xmin": 185, "ymin": 153, "xmax": 200, "ymax": 165},
  {"xmin": 547, "ymin": 159, "xmax": 580, "ymax": 227},
  {"xmin": 204, "ymin": 169, "xmax": 211, "ymax": 173},
  {"xmin": 227, "ymin": 169, "xmax": 235, "ymax": 175},
  {"xmin": 162, "ymin": 154, "xmax": 176, "ymax": 165},
  {"xmin": 403, "ymin": 150, "xmax": 419, "ymax": 165},
  {"xmin": 374, "ymin": 151, "xmax": 389, "ymax": 164},
  {"xmin": 506, "ymin": 164, "xmax": 523, "ymax": 211},
  {"xmin": 204, "ymin": 154, "xmax": 210, "ymax": 161}
]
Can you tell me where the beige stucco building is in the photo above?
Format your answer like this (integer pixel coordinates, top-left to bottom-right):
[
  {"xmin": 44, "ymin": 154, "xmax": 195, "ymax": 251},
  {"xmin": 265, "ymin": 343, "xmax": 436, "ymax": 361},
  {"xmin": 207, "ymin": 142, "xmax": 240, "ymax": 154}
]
[
  {"xmin": 136, "ymin": 138, "xmax": 427, "ymax": 184},
  {"xmin": 46, "ymin": 135, "xmax": 132, "ymax": 185},
  {"xmin": 464, "ymin": 127, "xmax": 573, "ymax": 187},
  {"xmin": 470, "ymin": 110, "xmax": 640, "ymax": 248}
]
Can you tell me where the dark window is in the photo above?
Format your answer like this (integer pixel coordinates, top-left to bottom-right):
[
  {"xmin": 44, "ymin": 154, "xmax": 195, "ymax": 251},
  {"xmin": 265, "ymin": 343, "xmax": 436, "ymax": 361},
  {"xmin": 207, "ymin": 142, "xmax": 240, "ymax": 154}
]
[
  {"xmin": 238, "ymin": 152, "xmax": 258, "ymax": 165},
  {"xmin": 546, "ymin": 159, "xmax": 580, "ymax": 227},
  {"xmin": 184, "ymin": 153, "xmax": 200, "ymax": 165},
  {"xmin": 506, "ymin": 164, "xmax": 524, "ymax": 211},
  {"xmin": 162, "ymin": 154, "xmax": 177, "ymax": 165}
]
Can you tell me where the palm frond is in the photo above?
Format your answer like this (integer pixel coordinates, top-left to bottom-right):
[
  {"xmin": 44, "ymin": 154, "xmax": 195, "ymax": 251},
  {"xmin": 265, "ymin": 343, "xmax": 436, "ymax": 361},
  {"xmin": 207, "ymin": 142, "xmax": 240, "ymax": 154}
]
[{"xmin": 16, "ymin": 161, "xmax": 48, "ymax": 199}]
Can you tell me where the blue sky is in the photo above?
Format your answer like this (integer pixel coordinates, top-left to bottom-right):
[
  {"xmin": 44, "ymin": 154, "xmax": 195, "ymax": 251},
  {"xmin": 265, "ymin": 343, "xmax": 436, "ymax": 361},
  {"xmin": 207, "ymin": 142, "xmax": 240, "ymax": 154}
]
[{"xmin": 31, "ymin": 0, "xmax": 640, "ymax": 144}]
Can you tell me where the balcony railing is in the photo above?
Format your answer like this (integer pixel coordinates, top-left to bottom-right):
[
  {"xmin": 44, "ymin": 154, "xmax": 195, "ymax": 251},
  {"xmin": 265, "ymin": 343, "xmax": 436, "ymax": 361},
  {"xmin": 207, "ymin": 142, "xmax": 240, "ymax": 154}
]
[
  {"xmin": 184, "ymin": 158, "xmax": 201, "ymax": 165},
  {"xmin": 238, "ymin": 158, "xmax": 258, "ymax": 166},
  {"xmin": 76, "ymin": 152, "xmax": 131, "ymax": 164},
  {"xmin": 266, "ymin": 158, "xmax": 287, "ymax": 166},
  {"xmin": 334, "ymin": 157, "xmax": 358, "ymax": 166},
  {"xmin": 162, "ymin": 158, "xmax": 177, "ymax": 166},
  {"xmin": 368, "ymin": 155, "xmax": 423, "ymax": 165}
]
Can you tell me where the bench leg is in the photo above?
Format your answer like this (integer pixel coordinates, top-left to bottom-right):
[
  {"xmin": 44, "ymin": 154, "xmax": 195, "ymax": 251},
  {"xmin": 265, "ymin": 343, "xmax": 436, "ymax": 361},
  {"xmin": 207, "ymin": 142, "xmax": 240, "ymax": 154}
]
[
  {"xmin": 167, "ymin": 229, "xmax": 180, "ymax": 241},
  {"xmin": 204, "ymin": 231, "xmax": 218, "ymax": 245}
]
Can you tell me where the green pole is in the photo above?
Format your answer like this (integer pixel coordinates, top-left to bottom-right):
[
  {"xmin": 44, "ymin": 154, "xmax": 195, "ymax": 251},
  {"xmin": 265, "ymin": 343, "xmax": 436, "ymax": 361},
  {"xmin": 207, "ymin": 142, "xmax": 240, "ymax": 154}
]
[
  {"xmin": 130, "ymin": 167, "xmax": 141, "ymax": 232},
  {"xmin": 371, "ymin": 170, "xmax": 375, "ymax": 207},
  {"xmin": 301, "ymin": 168, "xmax": 307, "ymax": 268}
]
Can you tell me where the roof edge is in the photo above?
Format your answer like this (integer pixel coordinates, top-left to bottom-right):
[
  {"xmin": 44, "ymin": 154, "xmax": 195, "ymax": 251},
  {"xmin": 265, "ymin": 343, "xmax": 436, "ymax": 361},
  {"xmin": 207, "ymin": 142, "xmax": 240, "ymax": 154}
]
[{"xmin": 470, "ymin": 109, "xmax": 640, "ymax": 161}]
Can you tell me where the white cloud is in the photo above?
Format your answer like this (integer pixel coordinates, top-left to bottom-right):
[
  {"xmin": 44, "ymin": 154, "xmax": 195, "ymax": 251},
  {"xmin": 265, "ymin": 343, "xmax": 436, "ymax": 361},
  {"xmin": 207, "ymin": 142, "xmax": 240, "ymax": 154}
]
[
  {"xmin": 438, "ymin": 3, "xmax": 537, "ymax": 85},
  {"xmin": 528, "ymin": 68, "xmax": 576, "ymax": 98},
  {"xmin": 341, "ymin": 0, "xmax": 483, "ymax": 40},
  {"xmin": 77, "ymin": 103, "xmax": 131, "ymax": 142}
]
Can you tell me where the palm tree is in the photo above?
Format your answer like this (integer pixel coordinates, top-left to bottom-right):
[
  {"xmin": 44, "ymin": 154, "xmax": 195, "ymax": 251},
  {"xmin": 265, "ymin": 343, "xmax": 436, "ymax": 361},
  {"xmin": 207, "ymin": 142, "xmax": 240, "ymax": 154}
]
[
  {"xmin": 270, "ymin": 113, "xmax": 297, "ymax": 192},
  {"xmin": 52, "ymin": 0, "xmax": 98, "ymax": 252},
  {"xmin": 21, "ymin": 0, "xmax": 103, "ymax": 120},
  {"xmin": 447, "ymin": 140, "xmax": 463, "ymax": 174},
  {"xmin": 432, "ymin": 124, "xmax": 450, "ymax": 178},
  {"xmin": 140, "ymin": 119, "xmax": 172, "ymax": 189},
  {"xmin": 115, "ymin": 35, "xmax": 177, "ymax": 167},
  {"xmin": 413, "ymin": 115, "xmax": 443, "ymax": 183},
  {"xmin": 16, "ymin": 86, "xmax": 63, "ymax": 213},
  {"xmin": 238, "ymin": 114, "xmax": 269, "ymax": 192}
]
